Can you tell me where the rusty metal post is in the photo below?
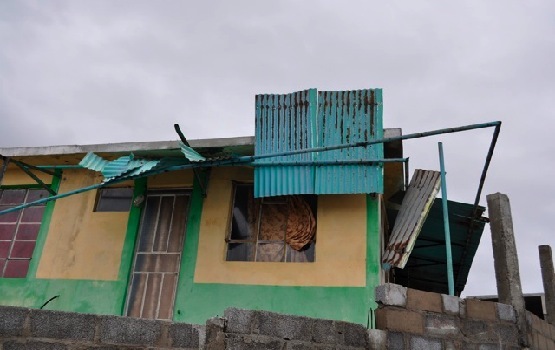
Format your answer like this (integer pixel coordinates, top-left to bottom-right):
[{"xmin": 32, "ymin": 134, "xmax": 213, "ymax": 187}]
[
  {"xmin": 487, "ymin": 192, "xmax": 528, "ymax": 346},
  {"xmin": 539, "ymin": 245, "xmax": 555, "ymax": 324}
]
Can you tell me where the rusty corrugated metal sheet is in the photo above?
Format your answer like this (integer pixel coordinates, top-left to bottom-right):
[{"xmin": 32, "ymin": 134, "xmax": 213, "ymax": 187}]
[
  {"xmin": 315, "ymin": 89, "xmax": 383, "ymax": 194},
  {"xmin": 254, "ymin": 89, "xmax": 317, "ymax": 197},
  {"xmin": 382, "ymin": 169, "xmax": 441, "ymax": 268},
  {"xmin": 254, "ymin": 88, "xmax": 384, "ymax": 197}
]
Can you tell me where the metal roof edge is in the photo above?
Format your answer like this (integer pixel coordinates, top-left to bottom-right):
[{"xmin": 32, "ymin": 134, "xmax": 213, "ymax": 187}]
[{"xmin": 0, "ymin": 136, "xmax": 256, "ymax": 157}]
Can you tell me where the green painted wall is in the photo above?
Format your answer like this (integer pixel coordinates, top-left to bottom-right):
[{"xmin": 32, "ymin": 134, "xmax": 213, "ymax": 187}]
[
  {"xmin": 173, "ymin": 176, "xmax": 382, "ymax": 326},
  {"xmin": 0, "ymin": 171, "xmax": 382, "ymax": 326},
  {"xmin": 0, "ymin": 175, "xmax": 146, "ymax": 315}
]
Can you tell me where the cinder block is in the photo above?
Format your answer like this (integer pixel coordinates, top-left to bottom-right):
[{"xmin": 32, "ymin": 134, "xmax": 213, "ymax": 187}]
[
  {"xmin": 542, "ymin": 317, "xmax": 552, "ymax": 336},
  {"xmin": 460, "ymin": 300, "xmax": 467, "ymax": 318},
  {"xmin": 205, "ymin": 317, "xmax": 225, "ymax": 350},
  {"xmin": 387, "ymin": 332, "xmax": 405, "ymax": 350},
  {"xmin": 477, "ymin": 344, "xmax": 499, "ymax": 350},
  {"xmin": 443, "ymin": 340, "xmax": 462, "ymax": 350},
  {"xmin": 311, "ymin": 319, "xmax": 341, "ymax": 344},
  {"xmin": 225, "ymin": 333, "xmax": 285, "ymax": 350},
  {"xmin": 224, "ymin": 307, "xmax": 255, "ymax": 334},
  {"xmin": 495, "ymin": 303, "xmax": 516, "ymax": 322},
  {"xmin": 255, "ymin": 311, "xmax": 313, "ymax": 342},
  {"xmin": 168, "ymin": 322, "xmax": 200, "ymax": 348},
  {"xmin": 375, "ymin": 308, "xmax": 423, "ymax": 334},
  {"xmin": 337, "ymin": 321, "xmax": 369, "ymax": 347},
  {"xmin": 461, "ymin": 320, "xmax": 495, "ymax": 343},
  {"xmin": 367, "ymin": 329, "xmax": 387, "ymax": 350},
  {"xmin": 99, "ymin": 315, "xmax": 163, "ymax": 346},
  {"xmin": 407, "ymin": 288, "xmax": 442, "ymax": 313},
  {"xmin": 193, "ymin": 324, "xmax": 206, "ymax": 349},
  {"xmin": 441, "ymin": 294, "xmax": 460, "ymax": 315},
  {"xmin": 425, "ymin": 314, "xmax": 458, "ymax": 336},
  {"xmin": 375, "ymin": 283, "xmax": 407, "ymax": 307},
  {"xmin": 490, "ymin": 323, "xmax": 518, "ymax": 344},
  {"xmin": 466, "ymin": 299, "xmax": 496, "ymax": 321},
  {"xmin": 409, "ymin": 335, "xmax": 441, "ymax": 350},
  {"xmin": 29, "ymin": 309, "xmax": 96, "ymax": 341},
  {"xmin": 0, "ymin": 306, "xmax": 29, "ymax": 337},
  {"xmin": 2, "ymin": 341, "xmax": 68, "ymax": 350}
]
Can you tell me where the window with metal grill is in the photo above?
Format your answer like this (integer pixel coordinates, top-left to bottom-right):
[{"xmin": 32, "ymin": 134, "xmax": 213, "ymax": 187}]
[
  {"xmin": 0, "ymin": 188, "xmax": 49, "ymax": 278},
  {"xmin": 226, "ymin": 183, "xmax": 316, "ymax": 262}
]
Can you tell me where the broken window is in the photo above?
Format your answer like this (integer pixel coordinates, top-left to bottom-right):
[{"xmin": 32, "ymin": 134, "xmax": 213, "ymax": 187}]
[
  {"xmin": 226, "ymin": 183, "xmax": 316, "ymax": 262},
  {"xmin": 94, "ymin": 187, "xmax": 134, "ymax": 212},
  {"xmin": 0, "ymin": 188, "xmax": 49, "ymax": 278}
]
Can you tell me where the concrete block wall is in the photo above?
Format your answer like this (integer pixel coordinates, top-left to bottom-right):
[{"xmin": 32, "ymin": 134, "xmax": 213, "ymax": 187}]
[
  {"xmin": 526, "ymin": 310, "xmax": 555, "ymax": 349},
  {"xmin": 0, "ymin": 306, "xmax": 200, "ymax": 349},
  {"xmin": 5, "ymin": 285, "xmax": 555, "ymax": 349},
  {"xmin": 375, "ymin": 283, "xmax": 522, "ymax": 349},
  {"xmin": 204, "ymin": 308, "xmax": 380, "ymax": 349}
]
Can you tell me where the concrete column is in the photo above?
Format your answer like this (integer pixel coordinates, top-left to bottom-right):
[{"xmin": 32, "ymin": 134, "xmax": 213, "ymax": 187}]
[
  {"xmin": 539, "ymin": 245, "xmax": 555, "ymax": 324},
  {"xmin": 0, "ymin": 156, "xmax": 8, "ymax": 186},
  {"xmin": 486, "ymin": 193, "xmax": 527, "ymax": 345}
]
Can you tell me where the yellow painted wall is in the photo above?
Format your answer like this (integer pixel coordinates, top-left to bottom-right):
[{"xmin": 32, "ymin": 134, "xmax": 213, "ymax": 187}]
[
  {"xmin": 36, "ymin": 170, "xmax": 130, "ymax": 280},
  {"xmin": 194, "ymin": 167, "xmax": 367, "ymax": 287},
  {"xmin": 148, "ymin": 170, "xmax": 194, "ymax": 188},
  {"xmin": 2, "ymin": 169, "xmax": 52, "ymax": 186}
]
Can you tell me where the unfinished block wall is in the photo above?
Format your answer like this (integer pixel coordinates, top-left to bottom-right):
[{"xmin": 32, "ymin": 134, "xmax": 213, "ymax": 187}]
[{"xmin": 3, "ymin": 284, "xmax": 555, "ymax": 349}]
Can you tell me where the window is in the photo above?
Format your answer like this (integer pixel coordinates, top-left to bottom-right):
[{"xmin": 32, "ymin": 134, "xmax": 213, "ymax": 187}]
[
  {"xmin": 0, "ymin": 188, "xmax": 49, "ymax": 278},
  {"xmin": 226, "ymin": 183, "xmax": 316, "ymax": 262},
  {"xmin": 95, "ymin": 188, "xmax": 134, "ymax": 212}
]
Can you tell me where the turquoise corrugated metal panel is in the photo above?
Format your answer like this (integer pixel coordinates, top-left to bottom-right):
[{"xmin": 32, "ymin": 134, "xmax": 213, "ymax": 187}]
[
  {"xmin": 79, "ymin": 152, "xmax": 161, "ymax": 183},
  {"xmin": 254, "ymin": 89, "xmax": 317, "ymax": 197},
  {"xmin": 101, "ymin": 155, "xmax": 146, "ymax": 181},
  {"xmin": 79, "ymin": 152, "xmax": 109, "ymax": 172},
  {"xmin": 315, "ymin": 89, "xmax": 384, "ymax": 194},
  {"xmin": 179, "ymin": 141, "xmax": 206, "ymax": 162},
  {"xmin": 113, "ymin": 160, "xmax": 162, "ymax": 181}
]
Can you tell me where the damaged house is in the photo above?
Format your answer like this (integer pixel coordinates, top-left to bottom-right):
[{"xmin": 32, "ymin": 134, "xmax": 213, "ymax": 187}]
[{"xmin": 0, "ymin": 89, "xmax": 497, "ymax": 326}]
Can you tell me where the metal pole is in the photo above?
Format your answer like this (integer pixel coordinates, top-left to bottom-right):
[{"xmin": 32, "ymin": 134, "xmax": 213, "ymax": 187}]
[
  {"xmin": 438, "ymin": 142, "xmax": 455, "ymax": 296},
  {"xmin": 0, "ymin": 121, "xmax": 501, "ymax": 216}
]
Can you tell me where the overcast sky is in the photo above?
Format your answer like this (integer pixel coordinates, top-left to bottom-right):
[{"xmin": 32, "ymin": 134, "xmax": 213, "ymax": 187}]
[{"xmin": 1, "ymin": 0, "xmax": 554, "ymax": 297}]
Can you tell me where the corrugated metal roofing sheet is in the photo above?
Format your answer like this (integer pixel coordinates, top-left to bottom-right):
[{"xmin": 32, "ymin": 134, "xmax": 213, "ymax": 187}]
[
  {"xmin": 382, "ymin": 169, "xmax": 441, "ymax": 268},
  {"xmin": 387, "ymin": 198, "xmax": 487, "ymax": 295},
  {"xmin": 254, "ymin": 89, "xmax": 317, "ymax": 197},
  {"xmin": 254, "ymin": 88, "xmax": 383, "ymax": 197},
  {"xmin": 79, "ymin": 152, "xmax": 109, "ymax": 172},
  {"xmin": 79, "ymin": 152, "xmax": 163, "ymax": 183},
  {"xmin": 315, "ymin": 89, "xmax": 383, "ymax": 194},
  {"xmin": 180, "ymin": 141, "xmax": 206, "ymax": 162}
]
